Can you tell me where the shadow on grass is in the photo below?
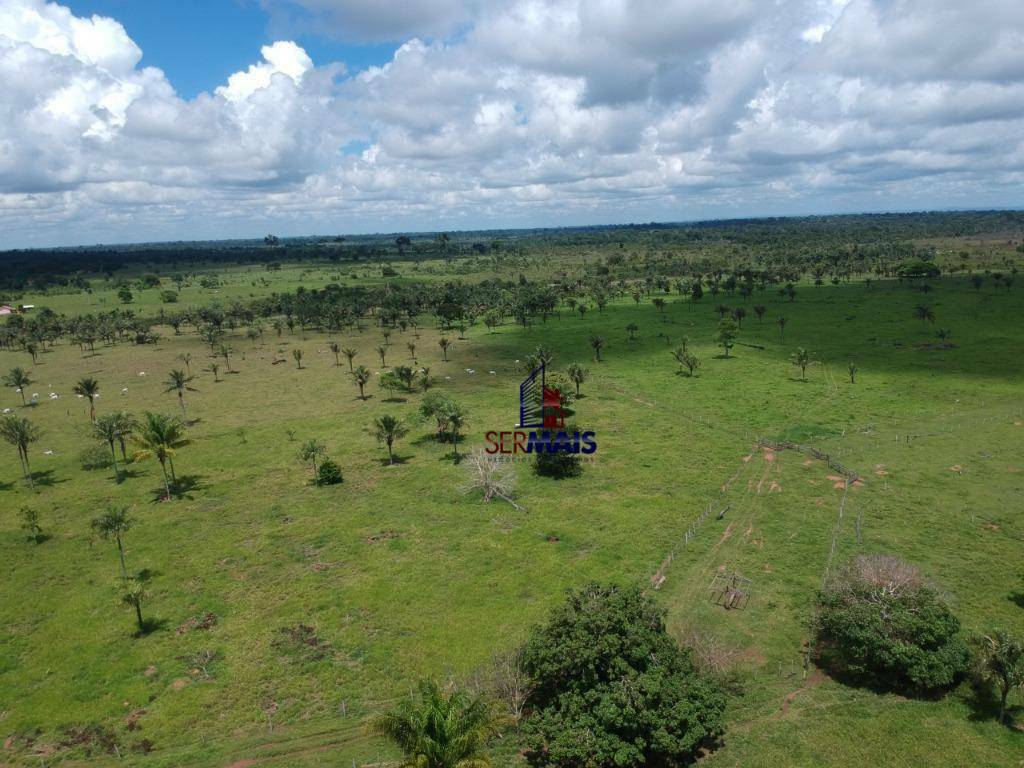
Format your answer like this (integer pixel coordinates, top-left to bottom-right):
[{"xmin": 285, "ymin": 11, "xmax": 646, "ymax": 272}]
[
  {"xmin": 29, "ymin": 470, "xmax": 67, "ymax": 488},
  {"xmin": 1009, "ymin": 590, "xmax": 1024, "ymax": 610},
  {"xmin": 961, "ymin": 678, "xmax": 1022, "ymax": 728},
  {"xmin": 133, "ymin": 617, "xmax": 169, "ymax": 637},
  {"xmin": 149, "ymin": 474, "xmax": 207, "ymax": 502},
  {"xmin": 377, "ymin": 454, "xmax": 409, "ymax": 467}
]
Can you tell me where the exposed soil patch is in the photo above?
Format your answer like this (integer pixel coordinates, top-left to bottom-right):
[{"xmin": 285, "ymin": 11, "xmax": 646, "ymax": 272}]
[
  {"xmin": 176, "ymin": 612, "xmax": 217, "ymax": 635},
  {"xmin": 778, "ymin": 669, "xmax": 826, "ymax": 718},
  {"xmin": 719, "ymin": 523, "xmax": 735, "ymax": 544},
  {"xmin": 949, "ymin": 464, "xmax": 963, "ymax": 474},
  {"xmin": 981, "ymin": 523, "xmax": 1000, "ymax": 532},
  {"xmin": 311, "ymin": 561, "xmax": 339, "ymax": 571},
  {"xmin": 365, "ymin": 529, "xmax": 398, "ymax": 544}
]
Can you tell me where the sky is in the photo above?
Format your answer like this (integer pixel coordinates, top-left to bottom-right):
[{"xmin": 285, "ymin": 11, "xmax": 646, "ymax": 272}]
[{"xmin": 1, "ymin": 0, "xmax": 1023, "ymax": 248}]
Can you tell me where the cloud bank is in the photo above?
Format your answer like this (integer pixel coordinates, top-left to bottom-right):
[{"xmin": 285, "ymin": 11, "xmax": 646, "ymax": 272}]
[{"xmin": 2, "ymin": 0, "xmax": 1024, "ymax": 246}]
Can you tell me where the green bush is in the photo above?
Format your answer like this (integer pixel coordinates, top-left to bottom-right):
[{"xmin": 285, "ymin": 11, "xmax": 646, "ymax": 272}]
[
  {"xmin": 521, "ymin": 583, "xmax": 725, "ymax": 767},
  {"xmin": 79, "ymin": 444, "xmax": 112, "ymax": 470},
  {"xmin": 815, "ymin": 555, "xmax": 969, "ymax": 695},
  {"xmin": 317, "ymin": 459, "xmax": 343, "ymax": 485}
]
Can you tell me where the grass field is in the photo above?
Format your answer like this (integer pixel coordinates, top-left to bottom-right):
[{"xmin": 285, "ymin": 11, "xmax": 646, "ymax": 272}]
[{"xmin": 2, "ymin": 263, "xmax": 1023, "ymax": 766}]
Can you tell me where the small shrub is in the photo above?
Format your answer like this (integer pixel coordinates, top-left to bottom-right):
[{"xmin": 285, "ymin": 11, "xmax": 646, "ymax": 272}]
[
  {"xmin": 160, "ymin": 290, "xmax": 178, "ymax": 303},
  {"xmin": 79, "ymin": 444, "xmax": 112, "ymax": 470},
  {"xmin": 815, "ymin": 554, "xmax": 969, "ymax": 695},
  {"xmin": 533, "ymin": 449, "xmax": 582, "ymax": 479},
  {"xmin": 317, "ymin": 459, "xmax": 343, "ymax": 485}
]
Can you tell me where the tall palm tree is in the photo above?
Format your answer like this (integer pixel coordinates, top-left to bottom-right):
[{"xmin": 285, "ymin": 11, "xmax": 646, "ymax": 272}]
[
  {"xmin": 790, "ymin": 347, "xmax": 813, "ymax": 380},
  {"xmin": 372, "ymin": 680, "xmax": 504, "ymax": 768},
  {"xmin": 122, "ymin": 574, "xmax": 150, "ymax": 634},
  {"xmin": 371, "ymin": 414, "xmax": 408, "ymax": 465},
  {"xmin": 352, "ymin": 365, "xmax": 372, "ymax": 400},
  {"xmin": 328, "ymin": 342, "xmax": 341, "ymax": 366},
  {"xmin": 376, "ymin": 345, "xmax": 387, "ymax": 366},
  {"xmin": 975, "ymin": 630, "xmax": 1024, "ymax": 724},
  {"xmin": 3, "ymin": 367, "xmax": 32, "ymax": 406},
  {"xmin": 91, "ymin": 506, "xmax": 134, "ymax": 580},
  {"xmin": 111, "ymin": 410, "xmax": 137, "ymax": 462},
  {"xmin": 343, "ymin": 348, "xmax": 357, "ymax": 371},
  {"xmin": 73, "ymin": 376, "xmax": 100, "ymax": 421},
  {"xmin": 133, "ymin": 412, "xmax": 188, "ymax": 500},
  {"xmin": 567, "ymin": 363, "xmax": 590, "ymax": 396},
  {"xmin": 0, "ymin": 414, "xmax": 42, "ymax": 486},
  {"xmin": 177, "ymin": 352, "xmax": 193, "ymax": 374},
  {"xmin": 777, "ymin": 315, "xmax": 788, "ymax": 342},
  {"xmin": 164, "ymin": 369, "xmax": 197, "ymax": 420},
  {"xmin": 93, "ymin": 413, "xmax": 125, "ymax": 475}
]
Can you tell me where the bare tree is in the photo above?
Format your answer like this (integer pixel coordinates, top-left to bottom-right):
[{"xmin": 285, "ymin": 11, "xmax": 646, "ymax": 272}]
[{"xmin": 460, "ymin": 450, "xmax": 522, "ymax": 510}]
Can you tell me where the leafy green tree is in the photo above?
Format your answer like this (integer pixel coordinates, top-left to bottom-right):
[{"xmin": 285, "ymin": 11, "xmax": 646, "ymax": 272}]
[
  {"xmin": 372, "ymin": 680, "xmax": 504, "ymax": 768},
  {"xmin": 299, "ymin": 439, "xmax": 326, "ymax": 484},
  {"xmin": 371, "ymin": 414, "xmax": 409, "ymax": 465},
  {"xmin": 342, "ymin": 348, "xmax": 357, "ymax": 371},
  {"xmin": 521, "ymin": 583, "xmax": 726, "ymax": 767},
  {"xmin": 164, "ymin": 369, "xmax": 197, "ymax": 420},
  {"xmin": 110, "ymin": 410, "xmax": 136, "ymax": 462},
  {"xmin": 24, "ymin": 341, "xmax": 39, "ymax": 364},
  {"xmin": 3, "ymin": 367, "xmax": 31, "ymax": 406},
  {"xmin": 754, "ymin": 305, "xmax": 766, "ymax": 323},
  {"xmin": 293, "ymin": 348, "xmax": 304, "ymax": 369},
  {"xmin": 973, "ymin": 631, "xmax": 1024, "ymax": 724},
  {"xmin": 207, "ymin": 362, "xmax": 221, "ymax": 382},
  {"xmin": 421, "ymin": 391, "xmax": 457, "ymax": 435},
  {"xmin": 352, "ymin": 365, "xmax": 372, "ymax": 399},
  {"xmin": 118, "ymin": 285, "xmax": 134, "ymax": 304},
  {"xmin": 218, "ymin": 343, "xmax": 234, "ymax": 371},
  {"xmin": 589, "ymin": 334, "xmax": 605, "ymax": 362},
  {"xmin": 566, "ymin": 363, "xmax": 589, "ymax": 397},
  {"xmin": 815, "ymin": 555, "xmax": 969, "ymax": 695},
  {"xmin": 625, "ymin": 323, "xmax": 639, "ymax": 341},
  {"xmin": 317, "ymin": 458, "xmax": 343, "ymax": 485},
  {"xmin": 731, "ymin": 307, "xmax": 747, "ymax": 328},
  {"xmin": 18, "ymin": 507, "xmax": 43, "ymax": 543},
  {"xmin": 790, "ymin": 347, "xmax": 813, "ymax": 380},
  {"xmin": 714, "ymin": 317, "xmax": 738, "ymax": 357},
  {"xmin": 133, "ymin": 412, "xmax": 188, "ymax": 500},
  {"xmin": 91, "ymin": 506, "xmax": 134, "ymax": 580},
  {"xmin": 0, "ymin": 414, "xmax": 42, "ymax": 486},
  {"xmin": 73, "ymin": 376, "xmax": 100, "ymax": 421},
  {"xmin": 395, "ymin": 365, "xmax": 417, "ymax": 391}
]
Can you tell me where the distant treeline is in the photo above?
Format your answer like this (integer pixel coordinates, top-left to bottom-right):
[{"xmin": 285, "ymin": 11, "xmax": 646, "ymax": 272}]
[{"xmin": 2, "ymin": 210, "xmax": 1022, "ymax": 291}]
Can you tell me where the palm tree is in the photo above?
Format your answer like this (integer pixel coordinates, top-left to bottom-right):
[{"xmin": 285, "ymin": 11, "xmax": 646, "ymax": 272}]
[
  {"xmin": 343, "ymin": 348, "xmax": 357, "ymax": 371},
  {"xmin": 133, "ymin": 412, "xmax": 188, "ymax": 500},
  {"xmin": 299, "ymin": 439, "xmax": 326, "ymax": 485},
  {"xmin": 372, "ymin": 680, "xmax": 504, "ymax": 768},
  {"xmin": 974, "ymin": 631, "xmax": 1024, "ymax": 725},
  {"xmin": 589, "ymin": 334, "xmax": 605, "ymax": 362},
  {"xmin": 371, "ymin": 414, "xmax": 408, "ymax": 465},
  {"xmin": 848, "ymin": 363, "xmax": 858, "ymax": 383},
  {"xmin": 567, "ymin": 363, "xmax": 589, "ymax": 397},
  {"xmin": 352, "ymin": 365, "xmax": 372, "ymax": 399},
  {"xmin": 442, "ymin": 402, "xmax": 467, "ymax": 457},
  {"xmin": 164, "ymin": 369, "xmax": 197, "ymax": 420},
  {"xmin": 328, "ymin": 342, "xmax": 341, "ymax": 366},
  {"xmin": 3, "ymin": 367, "xmax": 32, "ymax": 406},
  {"xmin": 293, "ymin": 348, "xmax": 304, "ymax": 369},
  {"xmin": 791, "ymin": 347, "xmax": 813, "ymax": 380},
  {"xmin": 377, "ymin": 345, "xmax": 387, "ymax": 366},
  {"xmin": 93, "ymin": 413, "xmax": 126, "ymax": 475},
  {"xmin": 0, "ymin": 414, "xmax": 42, "ymax": 486},
  {"xmin": 91, "ymin": 506, "xmax": 134, "ymax": 580},
  {"xmin": 914, "ymin": 304, "xmax": 935, "ymax": 324},
  {"xmin": 218, "ymin": 343, "xmax": 234, "ymax": 372},
  {"xmin": 407, "ymin": 341, "xmax": 417, "ymax": 363},
  {"xmin": 121, "ymin": 573, "xmax": 150, "ymax": 634},
  {"xmin": 754, "ymin": 305, "xmax": 766, "ymax": 323},
  {"xmin": 777, "ymin": 316, "xmax": 788, "ymax": 342},
  {"xmin": 73, "ymin": 376, "xmax": 100, "ymax": 421},
  {"xmin": 178, "ymin": 352, "xmax": 193, "ymax": 374},
  {"xmin": 25, "ymin": 341, "xmax": 39, "ymax": 364},
  {"xmin": 439, "ymin": 337, "xmax": 451, "ymax": 362},
  {"xmin": 111, "ymin": 410, "xmax": 137, "ymax": 462},
  {"xmin": 625, "ymin": 323, "xmax": 639, "ymax": 342},
  {"xmin": 207, "ymin": 362, "xmax": 221, "ymax": 382}
]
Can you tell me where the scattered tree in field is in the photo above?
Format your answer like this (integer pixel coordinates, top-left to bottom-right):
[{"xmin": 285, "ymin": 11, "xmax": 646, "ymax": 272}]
[
  {"xmin": 246, "ymin": 327, "xmax": 260, "ymax": 347},
  {"xmin": 218, "ymin": 344, "xmax": 234, "ymax": 372},
  {"xmin": 566, "ymin": 363, "xmax": 590, "ymax": 397},
  {"xmin": 460, "ymin": 450, "xmax": 521, "ymax": 509},
  {"xmin": 352, "ymin": 365, "xmax": 372, "ymax": 399},
  {"xmin": 971, "ymin": 274, "xmax": 984, "ymax": 292},
  {"xmin": 393, "ymin": 365, "xmax": 417, "ymax": 392},
  {"xmin": 914, "ymin": 304, "xmax": 936, "ymax": 324},
  {"xmin": 815, "ymin": 555, "xmax": 969, "ymax": 695},
  {"xmin": 936, "ymin": 328, "xmax": 952, "ymax": 342},
  {"xmin": 121, "ymin": 572, "xmax": 151, "ymax": 635},
  {"xmin": 439, "ymin": 337, "xmax": 451, "ymax": 362},
  {"xmin": 714, "ymin": 317, "xmax": 738, "ymax": 357},
  {"xmin": 73, "ymin": 376, "xmax": 100, "ymax": 421},
  {"xmin": 164, "ymin": 369, "xmax": 197, "ymax": 420},
  {"xmin": 379, "ymin": 371, "xmax": 403, "ymax": 399},
  {"xmin": 652, "ymin": 297, "xmax": 667, "ymax": 317},
  {"xmin": 731, "ymin": 307, "xmax": 747, "ymax": 328},
  {"xmin": 577, "ymin": 303, "xmax": 588, "ymax": 320},
  {"xmin": 407, "ymin": 341, "xmax": 417, "ymax": 363},
  {"xmin": 24, "ymin": 341, "xmax": 39, "ymax": 364},
  {"xmin": 421, "ymin": 391, "xmax": 457, "ymax": 435},
  {"xmin": 110, "ymin": 411, "xmax": 136, "ymax": 461},
  {"xmin": 3, "ymin": 367, "xmax": 31, "ymax": 406},
  {"xmin": 715, "ymin": 303, "xmax": 730, "ymax": 319},
  {"xmin": 521, "ymin": 583, "xmax": 725, "ymax": 767},
  {"xmin": 18, "ymin": 507, "xmax": 44, "ymax": 543},
  {"xmin": 342, "ymin": 348, "xmax": 357, "ymax": 371},
  {"xmin": 133, "ymin": 412, "xmax": 188, "ymax": 500},
  {"xmin": 299, "ymin": 439, "xmax": 326, "ymax": 485},
  {"xmin": 207, "ymin": 362, "xmax": 221, "ymax": 382},
  {"xmin": 589, "ymin": 334, "xmax": 605, "ymax": 362},
  {"xmin": 371, "ymin": 414, "xmax": 408, "ymax": 465},
  {"xmin": 1, "ymin": 414, "xmax": 41, "ymax": 486},
  {"xmin": 484, "ymin": 310, "xmax": 502, "ymax": 332},
  {"xmin": 292, "ymin": 348, "xmax": 304, "ymax": 369},
  {"xmin": 91, "ymin": 506, "xmax": 134, "ymax": 580},
  {"xmin": 178, "ymin": 352, "xmax": 193, "ymax": 374},
  {"xmin": 625, "ymin": 322, "xmax": 639, "ymax": 341},
  {"xmin": 848, "ymin": 363, "xmax": 858, "ymax": 383},
  {"xmin": 372, "ymin": 680, "xmax": 504, "ymax": 768},
  {"xmin": 754, "ymin": 305, "xmax": 766, "ymax": 323},
  {"xmin": 376, "ymin": 345, "xmax": 388, "ymax": 366},
  {"xmin": 328, "ymin": 342, "xmax": 341, "ymax": 366},
  {"xmin": 973, "ymin": 630, "xmax": 1024, "ymax": 725},
  {"xmin": 776, "ymin": 315, "xmax": 788, "ymax": 342},
  {"xmin": 790, "ymin": 347, "xmax": 813, "ymax": 380},
  {"xmin": 673, "ymin": 347, "xmax": 700, "ymax": 376},
  {"xmin": 93, "ymin": 413, "xmax": 127, "ymax": 475},
  {"xmin": 418, "ymin": 366, "xmax": 433, "ymax": 391}
]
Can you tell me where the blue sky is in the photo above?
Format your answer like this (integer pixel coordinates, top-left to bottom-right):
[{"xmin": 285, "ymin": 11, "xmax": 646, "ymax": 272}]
[
  {"xmin": 63, "ymin": 0, "xmax": 395, "ymax": 98},
  {"xmin": 2, "ymin": 0, "xmax": 1024, "ymax": 247}
]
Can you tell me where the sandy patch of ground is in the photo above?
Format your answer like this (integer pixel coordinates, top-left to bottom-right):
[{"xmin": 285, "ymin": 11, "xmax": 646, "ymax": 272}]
[
  {"xmin": 719, "ymin": 523, "xmax": 735, "ymax": 544},
  {"xmin": 874, "ymin": 464, "xmax": 889, "ymax": 476},
  {"xmin": 949, "ymin": 464, "xmax": 963, "ymax": 474}
]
